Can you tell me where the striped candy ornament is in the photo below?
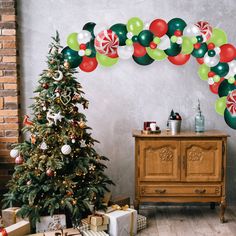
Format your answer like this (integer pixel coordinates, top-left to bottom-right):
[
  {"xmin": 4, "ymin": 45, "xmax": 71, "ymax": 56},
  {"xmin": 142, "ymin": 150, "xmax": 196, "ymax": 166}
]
[
  {"xmin": 226, "ymin": 89, "xmax": 236, "ymax": 116},
  {"xmin": 195, "ymin": 21, "xmax": 212, "ymax": 41},
  {"xmin": 95, "ymin": 30, "xmax": 119, "ymax": 55}
]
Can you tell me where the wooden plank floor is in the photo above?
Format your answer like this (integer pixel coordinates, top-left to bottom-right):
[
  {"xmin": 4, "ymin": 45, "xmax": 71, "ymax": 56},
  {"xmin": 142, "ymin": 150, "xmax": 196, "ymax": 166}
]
[{"xmin": 137, "ymin": 205, "xmax": 236, "ymax": 236}]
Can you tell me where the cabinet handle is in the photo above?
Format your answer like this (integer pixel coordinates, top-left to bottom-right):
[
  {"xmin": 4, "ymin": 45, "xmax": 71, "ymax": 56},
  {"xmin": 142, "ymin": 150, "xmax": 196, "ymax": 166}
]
[
  {"xmin": 155, "ymin": 189, "xmax": 166, "ymax": 194},
  {"xmin": 195, "ymin": 189, "xmax": 206, "ymax": 194}
]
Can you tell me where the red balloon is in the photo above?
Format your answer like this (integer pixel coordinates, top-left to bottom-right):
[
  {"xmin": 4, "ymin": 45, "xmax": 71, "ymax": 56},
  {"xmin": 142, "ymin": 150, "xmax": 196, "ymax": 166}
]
[
  {"xmin": 149, "ymin": 19, "xmax": 168, "ymax": 37},
  {"xmin": 133, "ymin": 43, "xmax": 146, "ymax": 57},
  {"xmin": 168, "ymin": 54, "xmax": 190, "ymax": 65},
  {"xmin": 219, "ymin": 44, "xmax": 236, "ymax": 62},
  {"xmin": 79, "ymin": 56, "xmax": 98, "ymax": 72},
  {"xmin": 196, "ymin": 57, "xmax": 204, "ymax": 64},
  {"xmin": 209, "ymin": 78, "xmax": 224, "ymax": 94}
]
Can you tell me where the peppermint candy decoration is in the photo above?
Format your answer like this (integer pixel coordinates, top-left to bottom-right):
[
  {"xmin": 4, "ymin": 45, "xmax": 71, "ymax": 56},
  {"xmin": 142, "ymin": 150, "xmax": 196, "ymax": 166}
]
[
  {"xmin": 195, "ymin": 21, "xmax": 212, "ymax": 42},
  {"xmin": 95, "ymin": 30, "xmax": 119, "ymax": 55},
  {"xmin": 226, "ymin": 89, "xmax": 236, "ymax": 116}
]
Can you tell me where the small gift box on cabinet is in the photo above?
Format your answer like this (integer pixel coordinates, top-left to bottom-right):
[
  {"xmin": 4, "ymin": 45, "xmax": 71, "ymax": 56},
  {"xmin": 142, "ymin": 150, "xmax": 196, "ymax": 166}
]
[
  {"xmin": 36, "ymin": 214, "xmax": 66, "ymax": 233},
  {"xmin": 137, "ymin": 214, "xmax": 147, "ymax": 231},
  {"xmin": 105, "ymin": 206, "xmax": 137, "ymax": 236},
  {"xmin": 2, "ymin": 207, "xmax": 27, "ymax": 227},
  {"xmin": 0, "ymin": 220, "xmax": 30, "ymax": 236}
]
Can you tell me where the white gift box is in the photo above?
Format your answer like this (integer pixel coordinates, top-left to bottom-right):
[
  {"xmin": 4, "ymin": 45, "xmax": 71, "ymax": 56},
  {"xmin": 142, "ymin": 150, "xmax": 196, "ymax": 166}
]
[
  {"xmin": 36, "ymin": 214, "xmax": 66, "ymax": 233},
  {"xmin": 105, "ymin": 208, "xmax": 137, "ymax": 236}
]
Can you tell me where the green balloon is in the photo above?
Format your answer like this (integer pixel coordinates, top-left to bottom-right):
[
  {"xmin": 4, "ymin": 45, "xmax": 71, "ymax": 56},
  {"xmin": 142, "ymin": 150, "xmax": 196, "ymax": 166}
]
[
  {"xmin": 83, "ymin": 22, "xmax": 96, "ymax": 38},
  {"xmin": 67, "ymin": 33, "xmax": 80, "ymax": 51},
  {"xmin": 138, "ymin": 30, "xmax": 154, "ymax": 47},
  {"xmin": 181, "ymin": 36, "xmax": 194, "ymax": 55},
  {"xmin": 198, "ymin": 64, "xmax": 210, "ymax": 81},
  {"xmin": 110, "ymin": 23, "xmax": 128, "ymax": 46},
  {"xmin": 207, "ymin": 28, "xmax": 227, "ymax": 47},
  {"xmin": 62, "ymin": 46, "xmax": 82, "ymax": 68},
  {"xmin": 86, "ymin": 39, "xmax": 96, "ymax": 58},
  {"xmin": 224, "ymin": 108, "xmax": 236, "ymax": 129},
  {"xmin": 146, "ymin": 47, "xmax": 167, "ymax": 60},
  {"xmin": 215, "ymin": 96, "xmax": 227, "ymax": 116},
  {"xmin": 211, "ymin": 62, "xmax": 229, "ymax": 77},
  {"xmin": 191, "ymin": 43, "xmax": 208, "ymax": 58},
  {"xmin": 167, "ymin": 18, "xmax": 187, "ymax": 36},
  {"xmin": 96, "ymin": 53, "xmax": 118, "ymax": 67},
  {"xmin": 164, "ymin": 42, "xmax": 181, "ymax": 56},
  {"xmin": 127, "ymin": 17, "xmax": 144, "ymax": 35},
  {"xmin": 132, "ymin": 54, "xmax": 154, "ymax": 66},
  {"xmin": 218, "ymin": 79, "xmax": 236, "ymax": 97}
]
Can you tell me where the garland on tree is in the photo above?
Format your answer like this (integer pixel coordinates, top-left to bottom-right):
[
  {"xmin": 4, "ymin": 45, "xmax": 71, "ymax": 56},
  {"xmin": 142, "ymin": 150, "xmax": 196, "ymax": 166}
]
[
  {"xmin": 64, "ymin": 17, "xmax": 236, "ymax": 130},
  {"xmin": 3, "ymin": 32, "xmax": 114, "ymax": 227}
]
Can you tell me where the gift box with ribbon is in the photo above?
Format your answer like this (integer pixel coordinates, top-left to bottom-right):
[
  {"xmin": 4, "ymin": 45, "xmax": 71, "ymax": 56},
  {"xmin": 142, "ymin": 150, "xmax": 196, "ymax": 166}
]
[
  {"xmin": 105, "ymin": 205, "xmax": 137, "ymax": 236},
  {"xmin": 2, "ymin": 207, "xmax": 27, "ymax": 227},
  {"xmin": 137, "ymin": 214, "xmax": 147, "ymax": 231},
  {"xmin": 0, "ymin": 220, "xmax": 30, "ymax": 236},
  {"xmin": 86, "ymin": 213, "xmax": 109, "ymax": 232}
]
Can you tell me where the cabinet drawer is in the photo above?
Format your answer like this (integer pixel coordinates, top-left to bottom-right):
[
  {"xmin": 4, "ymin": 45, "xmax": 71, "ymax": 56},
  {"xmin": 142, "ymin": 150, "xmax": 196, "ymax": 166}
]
[{"xmin": 140, "ymin": 185, "xmax": 221, "ymax": 197}]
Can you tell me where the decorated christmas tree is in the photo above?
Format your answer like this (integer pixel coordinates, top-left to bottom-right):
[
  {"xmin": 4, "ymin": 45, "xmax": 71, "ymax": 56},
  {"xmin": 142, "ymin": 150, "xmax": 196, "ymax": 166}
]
[{"xmin": 3, "ymin": 32, "xmax": 113, "ymax": 227}]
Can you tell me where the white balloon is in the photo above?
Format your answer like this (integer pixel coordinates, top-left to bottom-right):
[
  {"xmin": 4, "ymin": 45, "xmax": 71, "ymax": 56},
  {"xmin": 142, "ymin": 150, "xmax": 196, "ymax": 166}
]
[
  {"xmin": 158, "ymin": 35, "xmax": 170, "ymax": 50},
  {"xmin": 204, "ymin": 54, "xmax": 220, "ymax": 67},
  {"xmin": 77, "ymin": 30, "xmax": 92, "ymax": 44},
  {"xmin": 208, "ymin": 77, "xmax": 214, "ymax": 85},
  {"xmin": 10, "ymin": 149, "xmax": 19, "ymax": 158},
  {"xmin": 117, "ymin": 45, "xmax": 134, "ymax": 60},
  {"xmin": 61, "ymin": 144, "xmax": 72, "ymax": 155},
  {"xmin": 226, "ymin": 61, "xmax": 236, "ymax": 79},
  {"xmin": 93, "ymin": 24, "xmax": 108, "ymax": 36},
  {"xmin": 79, "ymin": 50, "xmax": 85, "ymax": 56},
  {"xmin": 183, "ymin": 24, "xmax": 201, "ymax": 37}
]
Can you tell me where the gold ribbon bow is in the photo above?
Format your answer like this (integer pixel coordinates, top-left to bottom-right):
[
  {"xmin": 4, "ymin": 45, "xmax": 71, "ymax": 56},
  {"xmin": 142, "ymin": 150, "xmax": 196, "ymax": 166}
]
[{"xmin": 111, "ymin": 204, "xmax": 129, "ymax": 211}]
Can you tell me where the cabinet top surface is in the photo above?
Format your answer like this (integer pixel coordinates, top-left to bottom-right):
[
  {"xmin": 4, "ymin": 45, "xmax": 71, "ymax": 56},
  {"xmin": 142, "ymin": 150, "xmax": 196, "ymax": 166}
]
[{"xmin": 132, "ymin": 130, "xmax": 229, "ymax": 138}]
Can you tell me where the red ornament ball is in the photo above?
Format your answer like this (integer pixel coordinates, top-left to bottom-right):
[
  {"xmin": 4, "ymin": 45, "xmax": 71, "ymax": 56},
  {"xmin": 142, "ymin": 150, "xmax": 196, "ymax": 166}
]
[
  {"xmin": 42, "ymin": 83, "xmax": 49, "ymax": 89},
  {"xmin": 15, "ymin": 155, "xmax": 24, "ymax": 164},
  {"xmin": 46, "ymin": 168, "xmax": 54, "ymax": 177},
  {"xmin": 174, "ymin": 30, "xmax": 182, "ymax": 37},
  {"xmin": 80, "ymin": 43, "xmax": 86, "ymax": 50},
  {"xmin": 149, "ymin": 41, "xmax": 157, "ymax": 49},
  {"xmin": 194, "ymin": 43, "xmax": 201, "ymax": 50},
  {"xmin": 208, "ymin": 71, "xmax": 216, "ymax": 77},
  {"xmin": 207, "ymin": 43, "xmax": 215, "ymax": 50}
]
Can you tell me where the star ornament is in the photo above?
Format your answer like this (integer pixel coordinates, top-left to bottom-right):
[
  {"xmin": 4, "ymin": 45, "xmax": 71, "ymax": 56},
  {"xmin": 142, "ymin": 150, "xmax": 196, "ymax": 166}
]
[{"xmin": 47, "ymin": 109, "xmax": 64, "ymax": 125}]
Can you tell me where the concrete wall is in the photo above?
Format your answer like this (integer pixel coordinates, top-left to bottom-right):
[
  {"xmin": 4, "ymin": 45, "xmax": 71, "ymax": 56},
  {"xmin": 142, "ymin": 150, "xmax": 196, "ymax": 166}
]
[{"xmin": 18, "ymin": 0, "xmax": 236, "ymax": 203}]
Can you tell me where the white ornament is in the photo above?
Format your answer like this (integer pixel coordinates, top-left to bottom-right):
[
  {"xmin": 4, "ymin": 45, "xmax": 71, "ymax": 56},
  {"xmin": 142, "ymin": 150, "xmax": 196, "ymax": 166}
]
[
  {"xmin": 10, "ymin": 149, "xmax": 19, "ymax": 158},
  {"xmin": 78, "ymin": 30, "xmax": 92, "ymax": 44},
  {"xmin": 40, "ymin": 141, "xmax": 48, "ymax": 150},
  {"xmin": 204, "ymin": 54, "xmax": 220, "ymax": 67},
  {"xmin": 61, "ymin": 144, "xmax": 72, "ymax": 155},
  {"xmin": 117, "ymin": 45, "xmax": 134, "ymax": 60},
  {"xmin": 208, "ymin": 77, "xmax": 214, "ymax": 85},
  {"xmin": 72, "ymin": 139, "xmax": 76, "ymax": 144},
  {"xmin": 56, "ymin": 92, "xmax": 60, "ymax": 97},
  {"xmin": 126, "ymin": 32, "xmax": 133, "ymax": 39},
  {"xmin": 157, "ymin": 35, "xmax": 171, "ymax": 50},
  {"xmin": 52, "ymin": 70, "xmax": 63, "ymax": 82},
  {"xmin": 43, "ymin": 106, "xmax": 47, "ymax": 111},
  {"xmin": 47, "ymin": 109, "xmax": 64, "ymax": 125},
  {"xmin": 79, "ymin": 50, "xmax": 85, "ymax": 56},
  {"xmin": 176, "ymin": 37, "xmax": 183, "ymax": 45}
]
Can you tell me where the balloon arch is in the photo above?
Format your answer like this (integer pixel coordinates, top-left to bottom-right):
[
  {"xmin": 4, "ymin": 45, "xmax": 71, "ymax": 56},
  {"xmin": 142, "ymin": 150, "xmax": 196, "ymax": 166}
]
[{"xmin": 63, "ymin": 17, "xmax": 236, "ymax": 129}]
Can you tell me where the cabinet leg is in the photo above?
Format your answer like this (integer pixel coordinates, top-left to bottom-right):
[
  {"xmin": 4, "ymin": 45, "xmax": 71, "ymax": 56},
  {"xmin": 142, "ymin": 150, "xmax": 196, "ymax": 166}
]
[
  {"xmin": 220, "ymin": 199, "xmax": 226, "ymax": 223},
  {"xmin": 210, "ymin": 202, "xmax": 215, "ymax": 209}
]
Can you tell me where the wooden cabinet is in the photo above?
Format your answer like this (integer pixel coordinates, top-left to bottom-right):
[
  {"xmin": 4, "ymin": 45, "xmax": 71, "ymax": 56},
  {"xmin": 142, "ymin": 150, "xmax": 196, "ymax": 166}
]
[{"xmin": 133, "ymin": 130, "xmax": 229, "ymax": 222}]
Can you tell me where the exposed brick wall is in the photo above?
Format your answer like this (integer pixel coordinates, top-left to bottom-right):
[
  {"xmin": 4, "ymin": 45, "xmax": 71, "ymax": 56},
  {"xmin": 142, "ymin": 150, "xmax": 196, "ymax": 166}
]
[{"xmin": 0, "ymin": 0, "xmax": 19, "ymax": 192}]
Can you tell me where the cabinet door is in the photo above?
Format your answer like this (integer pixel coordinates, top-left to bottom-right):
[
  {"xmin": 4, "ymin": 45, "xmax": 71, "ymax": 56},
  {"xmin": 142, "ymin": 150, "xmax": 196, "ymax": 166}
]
[
  {"xmin": 181, "ymin": 140, "xmax": 222, "ymax": 182},
  {"xmin": 139, "ymin": 140, "xmax": 180, "ymax": 181}
]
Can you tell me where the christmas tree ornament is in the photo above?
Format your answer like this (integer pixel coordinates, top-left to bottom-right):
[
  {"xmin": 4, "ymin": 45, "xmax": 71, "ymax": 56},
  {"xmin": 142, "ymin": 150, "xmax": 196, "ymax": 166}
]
[
  {"xmin": 37, "ymin": 114, "xmax": 43, "ymax": 120},
  {"xmin": 42, "ymin": 83, "xmax": 49, "ymax": 89},
  {"xmin": 31, "ymin": 134, "xmax": 37, "ymax": 144},
  {"xmin": 60, "ymin": 91, "xmax": 72, "ymax": 105},
  {"xmin": 40, "ymin": 141, "xmax": 48, "ymax": 150},
  {"xmin": 46, "ymin": 109, "xmax": 64, "ymax": 125},
  {"xmin": 72, "ymin": 94, "xmax": 81, "ymax": 101},
  {"xmin": 61, "ymin": 144, "xmax": 72, "ymax": 155},
  {"xmin": 46, "ymin": 168, "xmax": 54, "ymax": 177},
  {"xmin": 27, "ymin": 180, "xmax": 32, "ymax": 186},
  {"xmin": 83, "ymin": 101, "xmax": 89, "ymax": 109},
  {"xmin": 64, "ymin": 61, "xmax": 70, "ymax": 69},
  {"xmin": 79, "ymin": 119, "xmax": 86, "ymax": 129},
  {"xmin": 23, "ymin": 115, "xmax": 33, "ymax": 126},
  {"xmin": 43, "ymin": 106, "xmax": 47, "ymax": 111},
  {"xmin": 10, "ymin": 149, "xmax": 19, "ymax": 158},
  {"xmin": 52, "ymin": 70, "xmax": 63, "ymax": 81},
  {"xmin": 15, "ymin": 155, "xmax": 24, "ymax": 164}
]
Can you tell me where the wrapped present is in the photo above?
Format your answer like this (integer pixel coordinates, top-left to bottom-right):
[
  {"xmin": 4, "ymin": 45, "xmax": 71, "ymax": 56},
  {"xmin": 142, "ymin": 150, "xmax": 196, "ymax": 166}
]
[
  {"xmin": 79, "ymin": 219, "xmax": 90, "ymax": 231},
  {"xmin": 90, "ymin": 224, "xmax": 107, "ymax": 232},
  {"xmin": 82, "ymin": 230, "xmax": 108, "ymax": 236},
  {"xmin": 105, "ymin": 205, "xmax": 137, "ymax": 236},
  {"xmin": 2, "ymin": 207, "xmax": 27, "ymax": 227},
  {"xmin": 88, "ymin": 214, "xmax": 109, "ymax": 226},
  {"xmin": 110, "ymin": 196, "xmax": 130, "ymax": 207},
  {"xmin": 36, "ymin": 214, "xmax": 66, "ymax": 233},
  {"xmin": 137, "ymin": 214, "xmax": 147, "ymax": 231},
  {"xmin": 0, "ymin": 220, "xmax": 30, "ymax": 236},
  {"xmin": 43, "ymin": 228, "xmax": 81, "ymax": 236}
]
